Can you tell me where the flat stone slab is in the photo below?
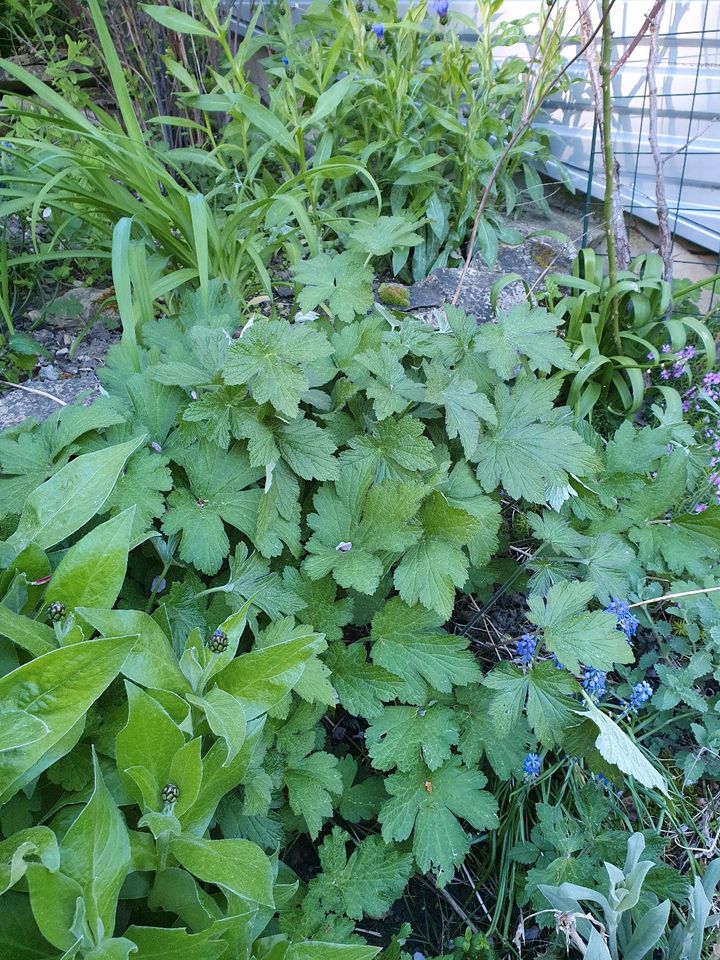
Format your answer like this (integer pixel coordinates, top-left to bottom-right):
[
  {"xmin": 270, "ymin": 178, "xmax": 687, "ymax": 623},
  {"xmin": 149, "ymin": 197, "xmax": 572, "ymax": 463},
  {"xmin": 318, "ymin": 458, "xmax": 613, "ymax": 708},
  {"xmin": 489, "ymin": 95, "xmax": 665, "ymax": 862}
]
[
  {"xmin": 407, "ymin": 232, "xmax": 576, "ymax": 323},
  {"xmin": 0, "ymin": 374, "xmax": 102, "ymax": 430}
]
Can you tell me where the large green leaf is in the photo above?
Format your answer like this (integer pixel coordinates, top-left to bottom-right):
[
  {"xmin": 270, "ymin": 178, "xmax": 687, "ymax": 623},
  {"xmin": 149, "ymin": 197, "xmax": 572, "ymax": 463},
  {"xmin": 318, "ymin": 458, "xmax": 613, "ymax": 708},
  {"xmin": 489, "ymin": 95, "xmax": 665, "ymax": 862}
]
[
  {"xmin": 60, "ymin": 753, "xmax": 130, "ymax": 940},
  {"xmin": 79, "ymin": 607, "xmax": 190, "ymax": 694},
  {"xmin": 45, "ymin": 507, "xmax": 135, "ymax": 622},
  {"xmin": 0, "ymin": 635, "xmax": 136, "ymax": 803},
  {"xmin": 527, "ymin": 581, "xmax": 633, "ymax": 673},
  {"xmin": 169, "ymin": 835, "xmax": 274, "ymax": 907},
  {"xmin": 8, "ymin": 436, "xmax": 145, "ymax": 552},
  {"xmin": 580, "ymin": 700, "xmax": 668, "ymax": 795}
]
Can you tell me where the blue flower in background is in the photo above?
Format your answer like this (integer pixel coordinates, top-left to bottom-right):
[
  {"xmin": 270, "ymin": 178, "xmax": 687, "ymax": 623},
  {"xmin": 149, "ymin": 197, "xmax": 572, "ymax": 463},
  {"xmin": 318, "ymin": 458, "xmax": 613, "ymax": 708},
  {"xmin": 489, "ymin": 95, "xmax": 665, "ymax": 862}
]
[
  {"xmin": 552, "ymin": 654, "xmax": 565, "ymax": 670},
  {"xmin": 515, "ymin": 633, "xmax": 537, "ymax": 668},
  {"xmin": 523, "ymin": 752, "xmax": 542, "ymax": 780},
  {"xmin": 434, "ymin": 0, "xmax": 449, "ymax": 21},
  {"xmin": 281, "ymin": 55, "xmax": 289, "ymax": 66},
  {"xmin": 581, "ymin": 667, "xmax": 607, "ymax": 701},
  {"xmin": 605, "ymin": 597, "xmax": 639, "ymax": 641},
  {"xmin": 372, "ymin": 22, "xmax": 385, "ymax": 39}
]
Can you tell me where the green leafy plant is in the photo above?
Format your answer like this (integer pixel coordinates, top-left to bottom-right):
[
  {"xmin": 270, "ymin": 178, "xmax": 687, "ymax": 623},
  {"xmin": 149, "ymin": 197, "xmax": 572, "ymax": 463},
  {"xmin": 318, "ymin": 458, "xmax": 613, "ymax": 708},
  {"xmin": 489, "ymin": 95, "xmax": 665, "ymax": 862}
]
[
  {"xmin": 540, "ymin": 833, "xmax": 720, "ymax": 960},
  {"xmin": 543, "ymin": 249, "xmax": 716, "ymax": 419}
]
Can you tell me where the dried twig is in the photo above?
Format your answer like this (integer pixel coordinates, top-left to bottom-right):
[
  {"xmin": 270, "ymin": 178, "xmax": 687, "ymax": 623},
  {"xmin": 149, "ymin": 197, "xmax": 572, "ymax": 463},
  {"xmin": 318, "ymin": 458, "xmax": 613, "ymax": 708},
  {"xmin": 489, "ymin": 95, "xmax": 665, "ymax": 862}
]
[{"xmin": 610, "ymin": 0, "xmax": 665, "ymax": 79}]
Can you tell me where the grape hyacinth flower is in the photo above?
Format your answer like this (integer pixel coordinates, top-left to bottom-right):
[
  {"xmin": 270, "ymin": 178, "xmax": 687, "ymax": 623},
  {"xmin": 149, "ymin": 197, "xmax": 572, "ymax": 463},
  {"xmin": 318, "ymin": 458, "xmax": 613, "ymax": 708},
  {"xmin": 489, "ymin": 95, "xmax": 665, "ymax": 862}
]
[
  {"xmin": 627, "ymin": 680, "xmax": 653, "ymax": 713},
  {"xmin": 552, "ymin": 654, "xmax": 565, "ymax": 670},
  {"xmin": 605, "ymin": 597, "xmax": 639, "ymax": 641},
  {"xmin": 523, "ymin": 752, "xmax": 542, "ymax": 781},
  {"xmin": 582, "ymin": 667, "xmax": 607, "ymax": 701},
  {"xmin": 515, "ymin": 633, "xmax": 537, "ymax": 668}
]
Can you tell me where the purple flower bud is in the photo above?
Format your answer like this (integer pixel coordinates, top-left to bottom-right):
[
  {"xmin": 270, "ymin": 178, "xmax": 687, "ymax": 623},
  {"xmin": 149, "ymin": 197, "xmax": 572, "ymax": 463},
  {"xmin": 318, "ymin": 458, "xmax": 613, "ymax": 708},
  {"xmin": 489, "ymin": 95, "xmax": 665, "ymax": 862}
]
[{"xmin": 335, "ymin": 541, "xmax": 353, "ymax": 552}]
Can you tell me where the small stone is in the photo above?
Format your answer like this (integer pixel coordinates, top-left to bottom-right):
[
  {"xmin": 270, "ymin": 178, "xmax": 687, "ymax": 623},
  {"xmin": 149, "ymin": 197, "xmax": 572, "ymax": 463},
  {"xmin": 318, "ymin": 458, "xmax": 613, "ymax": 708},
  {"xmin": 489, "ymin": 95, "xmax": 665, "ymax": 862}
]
[
  {"xmin": 39, "ymin": 364, "xmax": 59, "ymax": 382},
  {"xmin": 55, "ymin": 347, "xmax": 69, "ymax": 357},
  {"xmin": 378, "ymin": 282, "xmax": 410, "ymax": 308}
]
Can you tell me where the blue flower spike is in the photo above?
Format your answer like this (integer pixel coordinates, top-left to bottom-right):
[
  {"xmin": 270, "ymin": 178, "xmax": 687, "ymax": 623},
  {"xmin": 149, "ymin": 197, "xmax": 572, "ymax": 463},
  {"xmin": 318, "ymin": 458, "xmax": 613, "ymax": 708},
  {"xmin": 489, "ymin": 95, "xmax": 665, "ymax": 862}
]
[
  {"xmin": 582, "ymin": 667, "xmax": 607, "ymax": 701},
  {"xmin": 605, "ymin": 597, "xmax": 639, "ymax": 642},
  {"xmin": 628, "ymin": 680, "xmax": 653, "ymax": 713},
  {"xmin": 515, "ymin": 633, "xmax": 537, "ymax": 669},
  {"xmin": 523, "ymin": 752, "xmax": 542, "ymax": 782}
]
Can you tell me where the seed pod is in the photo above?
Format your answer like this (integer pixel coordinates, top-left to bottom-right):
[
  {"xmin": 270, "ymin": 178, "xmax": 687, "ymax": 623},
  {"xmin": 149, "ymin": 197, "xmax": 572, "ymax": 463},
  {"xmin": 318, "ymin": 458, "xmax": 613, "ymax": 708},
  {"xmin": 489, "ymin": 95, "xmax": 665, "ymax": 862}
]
[{"xmin": 206, "ymin": 628, "xmax": 229, "ymax": 654}]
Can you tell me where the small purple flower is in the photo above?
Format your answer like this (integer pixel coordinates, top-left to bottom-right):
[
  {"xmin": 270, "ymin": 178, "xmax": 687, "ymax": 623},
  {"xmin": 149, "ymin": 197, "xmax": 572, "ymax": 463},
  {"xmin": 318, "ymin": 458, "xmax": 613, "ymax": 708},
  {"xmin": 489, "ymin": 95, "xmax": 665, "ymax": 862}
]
[
  {"xmin": 582, "ymin": 667, "xmax": 607, "ymax": 701},
  {"xmin": 372, "ymin": 22, "xmax": 384, "ymax": 39},
  {"xmin": 335, "ymin": 541, "xmax": 353, "ymax": 552},
  {"xmin": 515, "ymin": 633, "xmax": 537, "ymax": 668},
  {"xmin": 434, "ymin": 0, "xmax": 449, "ymax": 21},
  {"xmin": 694, "ymin": 503, "xmax": 708, "ymax": 513},
  {"xmin": 523, "ymin": 752, "xmax": 542, "ymax": 780}
]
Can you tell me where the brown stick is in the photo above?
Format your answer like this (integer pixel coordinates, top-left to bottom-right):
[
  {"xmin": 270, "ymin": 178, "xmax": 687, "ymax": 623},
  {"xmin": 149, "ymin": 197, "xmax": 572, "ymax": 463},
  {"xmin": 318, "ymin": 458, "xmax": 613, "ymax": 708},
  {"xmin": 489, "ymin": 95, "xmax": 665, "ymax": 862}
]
[
  {"xmin": 610, "ymin": 0, "xmax": 665, "ymax": 79},
  {"xmin": 647, "ymin": 1, "xmax": 672, "ymax": 280}
]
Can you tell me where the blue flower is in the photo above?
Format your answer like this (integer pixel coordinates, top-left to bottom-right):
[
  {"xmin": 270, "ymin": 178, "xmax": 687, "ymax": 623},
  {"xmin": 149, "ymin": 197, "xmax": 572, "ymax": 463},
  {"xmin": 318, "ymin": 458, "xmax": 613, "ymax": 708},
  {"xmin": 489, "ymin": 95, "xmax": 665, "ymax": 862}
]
[
  {"xmin": 627, "ymin": 680, "xmax": 653, "ymax": 713},
  {"xmin": 515, "ymin": 633, "xmax": 537, "ymax": 667},
  {"xmin": 581, "ymin": 667, "xmax": 607, "ymax": 701},
  {"xmin": 523, "ymin": 752, "xmax": 542, "ymax": 780},
  {"xmin": 372, "ymin": 22, "xmax": 384, "ymax": 39},
  {"xmin": 552, "ymin": 654, "xmax": 565, "ymax": 670},
  {"xmin": 434, "ymin": 0, "xmax": 449, "ymax": 19},
  {"xmin": 594, "ymin": 772, "xmax": 611, "ymax": 788},
  {"xmin": 605, "ymin": 597, "xmax": 639, "ymax": 641},
  {"xmin": 281, "ymin": 55, "xmax": 289, "ymax": 66}
]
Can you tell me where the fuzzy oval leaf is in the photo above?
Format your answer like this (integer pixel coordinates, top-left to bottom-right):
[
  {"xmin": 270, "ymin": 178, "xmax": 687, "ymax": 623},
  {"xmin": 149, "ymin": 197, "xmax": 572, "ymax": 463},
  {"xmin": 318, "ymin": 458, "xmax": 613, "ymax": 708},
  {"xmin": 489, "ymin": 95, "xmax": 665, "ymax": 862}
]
[
  {"xmin": 0, "ymin": 635, "xmax": 136, "ymax": 803},
  {"xmin": 9, "ymin": 436, "xmax": 145, "ymax": 551},
  {"xmin": 580, "ymin": 700, "xmax": 668, "ymax": 795},
  {"xmin": 169, "ymin": 835, "xmax": 274, "ymax": 907}
]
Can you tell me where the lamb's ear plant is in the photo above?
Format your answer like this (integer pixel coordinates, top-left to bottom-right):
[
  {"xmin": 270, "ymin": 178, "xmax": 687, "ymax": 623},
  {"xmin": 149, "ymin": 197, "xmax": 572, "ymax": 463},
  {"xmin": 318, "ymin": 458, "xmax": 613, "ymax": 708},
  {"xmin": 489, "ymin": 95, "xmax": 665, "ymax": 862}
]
[{"xmin": 540, "ymin": 834, "xmax": 720, "ymax": 960}]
